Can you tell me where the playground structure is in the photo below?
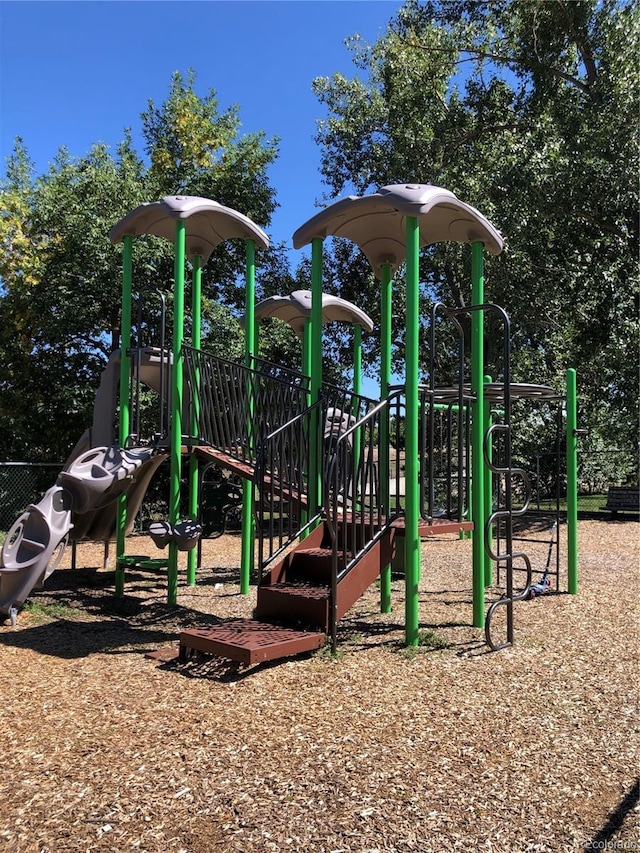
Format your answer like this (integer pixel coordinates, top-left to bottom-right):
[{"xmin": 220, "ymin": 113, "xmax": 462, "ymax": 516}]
[{"xmin": 0, "ymin": 186, "xmax": 580, "ymax": 657}]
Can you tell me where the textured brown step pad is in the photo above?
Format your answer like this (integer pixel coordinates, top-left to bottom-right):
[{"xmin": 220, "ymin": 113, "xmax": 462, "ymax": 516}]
[{"xmin": 179, "ymin": 619, "xmax": 325, "ymax": 665}]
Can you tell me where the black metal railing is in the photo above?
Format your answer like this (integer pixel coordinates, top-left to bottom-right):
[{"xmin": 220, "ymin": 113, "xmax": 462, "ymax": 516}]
[
  {"xmin": 420, "ymin": 386, "xmax": 472, "ymax": 522},
  {"xmin": 127, "ymin": 345, "xmax": 172, "ymax": 448},
  {"xmin": 324, "ymin": 390, "xmax": 403, "ymax": 650},
  {"xmin": 182, "ymin": 346, "xmax": 310, "ymax": 469},
  {"xmin": 254, "ymin": 398, "xmax": 325, "ymax": 568},
  {"xmin": 253, "ymin": 384, "xmax": 380, "ymax": 571}
]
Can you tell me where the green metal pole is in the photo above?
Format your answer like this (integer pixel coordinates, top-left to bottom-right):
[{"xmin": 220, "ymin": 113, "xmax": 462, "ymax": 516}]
[
  {"xmin": 309, "ymin": 238, "xmax": 324, "ymax": 517},
  {"xmin": 566, "ymin": 368, "xmax": 579, "ymax": 594},
  {"xmin": 187, "ymin": 254, "xmax": 202, "ymax": 586},
  {"xmin": 352, "ymin": 323, "xmax": 362, "ymax": 506},
  {"xmin": 483, "ymin": 375, "xmax": 493, "ymax": 587},
  {"xmin": 379, "ymin": 262, "xmax": 393, "ymax": 613},
  {"xmin": 302, "ymin": 318, "xmax": 312, "ymax": 386},
  {"xmin": 115, "ymin": 235, "xmax": 133, "ymax": 597},
  {"xmin": 353, "ymin": 324, "xmax": 363, "ymax": 397},
  {"xmin": 241, "ymin": 239, "xmax": 256, "ymax": 595},
  {"xmin": 298, "ymin": 317, "xmax": 312, "ymax": 534},
  {"xmin": 167, "ymin": 220, "xmax": 186, "ymax": 606},
  {"xmin": 310, "ymin": 239, "xmax": 324, "ymax": 403},
  {"xmin": 471, "ymin": 241, "xmax": 485, "ymax": 628},
  {"xmin": 404, "ymin": 217, "xmax": 420, "ymax": 647}
]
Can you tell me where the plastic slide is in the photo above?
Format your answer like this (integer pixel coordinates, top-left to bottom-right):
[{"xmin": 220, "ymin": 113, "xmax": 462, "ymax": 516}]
[
  {"xmin": 0, "ymin": 347, "xmax": 172, "ymax": 623},
  {"xmin": 0, "ymin": 445, "xmax": 155, "ymax": 622}
]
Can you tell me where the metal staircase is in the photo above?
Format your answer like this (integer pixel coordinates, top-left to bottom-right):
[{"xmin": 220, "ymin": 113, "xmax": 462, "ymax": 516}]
[{"xmin": 179, "ymin": 389, "xmax": 402, "ymax": 663}]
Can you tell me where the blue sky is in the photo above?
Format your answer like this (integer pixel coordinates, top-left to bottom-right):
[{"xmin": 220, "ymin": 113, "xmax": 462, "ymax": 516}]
[{"xmin": 1, "ymin": 0, "xmax": 402, "ymax": 255}]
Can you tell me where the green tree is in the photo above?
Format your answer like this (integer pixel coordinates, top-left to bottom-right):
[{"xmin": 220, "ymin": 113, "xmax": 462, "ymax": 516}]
[
  {"xmin": 312, "ymin": 0, "xmax": 639, "ymax": 451},
  {"xmin": 0, "ymin": 72, "xmax": 286, "ymax": 461},
  {"xmin": 142, "ymin": 70, "xmax": 281, "ymax": 313}
]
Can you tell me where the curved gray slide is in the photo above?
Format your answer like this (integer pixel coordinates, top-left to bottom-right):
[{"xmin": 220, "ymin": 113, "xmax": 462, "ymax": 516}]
[
  {"xmin": 0, "ymin": 348, "xmax": 172, "ymax": 620},
  {"xmin": 0, "ymin": 445, "xmax": 155, "ymax": 619}
]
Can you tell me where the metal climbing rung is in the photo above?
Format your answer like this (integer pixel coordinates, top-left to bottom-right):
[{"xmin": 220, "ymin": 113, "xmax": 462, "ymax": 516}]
[{"xmin": 483, "ymin": 422, "xmax": 534, "ymax": 651}]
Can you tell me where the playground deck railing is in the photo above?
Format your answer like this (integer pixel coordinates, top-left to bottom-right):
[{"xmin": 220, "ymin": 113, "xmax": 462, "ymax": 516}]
[
  {"xmin": 253, "ymin": 384, "xmax": 380, "ymax": 570},
  {"xmin": 324, "ymin": 390, "xmax": 403, "ymax": 648},
  {"xmin": 419, "ymin": 386, "xmax": 472, "ymax": 523},
  {"xmin": 254, "ymin": 398, "xmax": 325, "ymax": 569},
  {"xmin": 182, "ymin": 346, "xmax": 310, "ymax": 468}
]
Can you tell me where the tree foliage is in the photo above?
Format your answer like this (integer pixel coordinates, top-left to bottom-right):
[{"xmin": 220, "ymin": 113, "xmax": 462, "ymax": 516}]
[
  {"xmin": 0, "ymin": 72, "xmax": 284, "ymax": 460},
  {"xmin": 312, "ymin": 0, "xmax": 639, "ymax": 451}
]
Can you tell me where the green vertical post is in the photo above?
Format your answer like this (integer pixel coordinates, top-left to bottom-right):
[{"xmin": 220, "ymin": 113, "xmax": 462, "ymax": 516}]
[
  {"xmin": 167, "ymin": 220, "xmax": 186, "ymax": 606},
  {"xmin": 308, "ymin": 238, "xmax": 324, "ymax": 517},
  {"xmin": 483, "ymin": 375, "xmax": 493, "ymax": 587},
  {"xmin": 299, "ymin": 317, "xmax": 312, "ymax": 534},
  {"xmin": 379, "ymin": 262, "xmax": 393, "ymax": 613},
  {"xmin": 404, "ymin": 217, "xmax": 420, "ymax": 647},
  {"xmin": 310, "ymin": 239, "xmax": 324, "ymax": 401},
  {"xmin": 566, "ymin": 368, "xmax": 579, "ymax": 594},
  {"xmin": 471, "ymin": 241, "xmax": 485, "ymax": 628},
  {"xmin": 302, "ymin": 318, "xmax": 312, "ymax": 387},
  {"xmin": 187, "ymin": 254, "xmax": 202, "ymax": 586},
  {"xmin": 241, "ymin": 239, "xmax": 256, "ymax": 595},
  {"xmin": 115, "ymin": 235, "xmax": 134, "ymax": 596},
  {"xmin": 353, "ymin": 324, "xmax": 363, "ymax": 396}
]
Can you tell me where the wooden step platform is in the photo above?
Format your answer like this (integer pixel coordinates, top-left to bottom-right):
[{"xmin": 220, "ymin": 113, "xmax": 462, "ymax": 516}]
[
  {"xmin": 391, "ymin": 517, "xmax": 474, "ymax": 536},
  {"xmin": 256, "ymin": 582, "xmax": 330, "ymax": 630},
  {"xmin": 179, "ymin": 619, "xmax": 326, "ymax": 666}
]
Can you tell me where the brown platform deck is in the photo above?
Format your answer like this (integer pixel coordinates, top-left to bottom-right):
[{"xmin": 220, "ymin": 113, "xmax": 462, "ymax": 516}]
[
  {"xmin": 191, "ymin": 446, "xmax": 308, "ymax": 510},
  {"xmin": 191, "ymin": 446, "xmax": 255, "ymax": 480},
  {"xmin": 179, "ymin": 619, "xmax": 326, "ymax": 666},
  {"xmin": 391, "ymin": 517, "xmax": 474, "ymax": 536}
]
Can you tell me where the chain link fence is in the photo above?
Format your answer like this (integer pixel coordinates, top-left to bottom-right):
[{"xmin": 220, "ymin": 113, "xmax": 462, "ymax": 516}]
[
  {"xmin": 0, "ymin": 460, "xmax": 240, "ymax": 537},
  {"xmin": 524, "ymin": 449, "xmax": 638, "ymax": 514},
  {"xmin": 0, "ymin": 462, "xmax": 63, "ymax": 533},
  {"xmin": 1, "ymin": 448, "xmax": 637, "ymax": 535}
]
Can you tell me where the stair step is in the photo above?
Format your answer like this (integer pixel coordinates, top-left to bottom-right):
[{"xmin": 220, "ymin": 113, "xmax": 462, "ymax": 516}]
[
  {"xmin": 289, "ymin": 547, "xmax": 348, "ymax": 582},
  {"xmin": 256, "ymin": 582, "xmax": 330, "ymax": 630},
  {"xmin": 179, "ymin": 619, "xmax": 325, "ymax": 666}
]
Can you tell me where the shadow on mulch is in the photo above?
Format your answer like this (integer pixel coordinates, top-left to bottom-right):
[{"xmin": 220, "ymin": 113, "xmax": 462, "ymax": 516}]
[
  {"xmin": 0, "ymin": 615, "xmax": 175, "ymax": 659},
  {"xmin": 0, "ymin": 586, "xmax": 242, "ymax": 660},
  {"xmin": 586, "ymin": 778, "xmax": 640, "ymax": 848},
  {"xmin": 158, "ymin": 649, "xmax": 315, "ymax": 682}
]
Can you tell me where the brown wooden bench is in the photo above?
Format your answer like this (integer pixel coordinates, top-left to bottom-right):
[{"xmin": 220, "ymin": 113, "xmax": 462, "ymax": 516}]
[{"xmin": 600, "ymin": 486, "xmax": 640, "ymax": 516}]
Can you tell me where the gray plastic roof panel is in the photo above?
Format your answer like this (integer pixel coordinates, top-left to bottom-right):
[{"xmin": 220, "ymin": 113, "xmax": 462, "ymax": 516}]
[
  {"xmin": 109, "ymin": 195, "xmax": 269, "ymax": 262},
  {"xmin": 249, "ymin": 289, "xmax": 374, "ymax": 337},
  {"xmin": 292, "ymin": 184, "xmax": 503, "ymax": 277}
]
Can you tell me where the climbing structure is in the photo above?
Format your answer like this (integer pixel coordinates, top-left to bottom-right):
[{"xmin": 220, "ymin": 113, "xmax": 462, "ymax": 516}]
[{"xmin": 1, "ymin": 185, "xmax": 580, "ymax": 659}]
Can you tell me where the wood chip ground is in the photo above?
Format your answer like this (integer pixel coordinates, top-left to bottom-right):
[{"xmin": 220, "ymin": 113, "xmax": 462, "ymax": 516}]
[{"xmin": 1, "ymin": 519, "xmax": 638, "ymax": 853}]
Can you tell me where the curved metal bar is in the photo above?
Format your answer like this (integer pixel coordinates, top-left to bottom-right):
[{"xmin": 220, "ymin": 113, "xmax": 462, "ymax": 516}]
[
  {"xmin": 485, "ymin": 550, "xmax": 533, "ymax": 651},
  {"xmin": 482, "ymin": 418, "xmax": 535, "ymax": 649}
]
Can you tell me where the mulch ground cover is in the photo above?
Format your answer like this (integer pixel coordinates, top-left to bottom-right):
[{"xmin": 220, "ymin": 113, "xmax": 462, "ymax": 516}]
[{"xmin": 1, "ymin": 519, "xmax": 638, "ymax": 853}]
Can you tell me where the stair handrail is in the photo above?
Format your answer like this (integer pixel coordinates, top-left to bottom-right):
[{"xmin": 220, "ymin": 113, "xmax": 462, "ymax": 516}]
[
  {"xmin": 254, "ymin": 398, "xmax": 325, "ymax": 571},
  {"xmin": 324, "ymin": 390, "xmax": 403, "ymax": 650}
]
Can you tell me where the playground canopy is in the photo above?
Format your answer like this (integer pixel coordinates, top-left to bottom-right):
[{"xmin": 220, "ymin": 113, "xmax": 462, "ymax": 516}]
[
  {"xmin": 109, "ymin": 195, "xmax": 269, "ymax": 259},
  {"xmin": 249, "ymin": 290, "xmax": 374, "ymax": 337},
  {"xmin": 292, "ymin": 183, "xmax": 503, "ymax": 276}
]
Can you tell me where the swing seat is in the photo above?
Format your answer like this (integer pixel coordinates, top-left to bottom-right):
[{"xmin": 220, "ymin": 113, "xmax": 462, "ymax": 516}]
[{"xmin": 527, "ymin": 574, "xmax": 551, "ymax": 599}]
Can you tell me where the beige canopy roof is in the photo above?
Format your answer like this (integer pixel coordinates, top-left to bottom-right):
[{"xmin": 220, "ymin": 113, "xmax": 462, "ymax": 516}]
[
  {"xmin": 109, "ymin": 195, "xmax": 269, "ymax": 263},
  {"xmin": 249, "ymin": 289, "xmax": 374, "ymax": 337},
  {"xmin": 292, "ymin": 183, "xmax": 503, "ymax": 277}
]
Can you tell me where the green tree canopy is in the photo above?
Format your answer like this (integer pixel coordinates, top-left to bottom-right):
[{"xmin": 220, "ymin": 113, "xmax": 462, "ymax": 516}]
[
  {"xmin": 0, "ymin": 72, "xmax": 285, "ymax": 460},
  {"xmin": 312, "ymin": 0, "xmax": 639, "ymax": 450}
]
